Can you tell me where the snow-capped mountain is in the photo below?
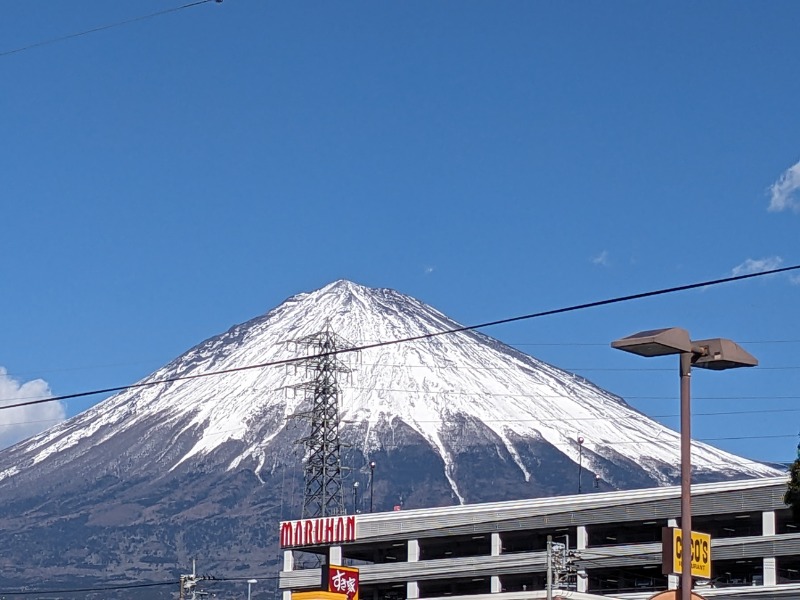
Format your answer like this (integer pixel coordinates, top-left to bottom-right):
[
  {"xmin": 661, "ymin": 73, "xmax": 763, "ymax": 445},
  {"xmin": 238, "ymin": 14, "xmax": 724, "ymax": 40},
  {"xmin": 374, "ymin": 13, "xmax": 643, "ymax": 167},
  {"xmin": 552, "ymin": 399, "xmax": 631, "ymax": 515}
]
[{"xmin": 0, "ymin": 280, "xmax": 780, "ymax": 591}]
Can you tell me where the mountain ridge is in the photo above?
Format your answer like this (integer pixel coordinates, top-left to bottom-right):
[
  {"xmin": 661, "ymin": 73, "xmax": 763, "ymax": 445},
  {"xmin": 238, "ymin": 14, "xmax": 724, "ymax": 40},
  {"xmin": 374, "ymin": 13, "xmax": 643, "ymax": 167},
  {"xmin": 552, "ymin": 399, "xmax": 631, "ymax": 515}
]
[{"xmin": 1, "ymin": 279, "xmax": 779, "ymax": 494}]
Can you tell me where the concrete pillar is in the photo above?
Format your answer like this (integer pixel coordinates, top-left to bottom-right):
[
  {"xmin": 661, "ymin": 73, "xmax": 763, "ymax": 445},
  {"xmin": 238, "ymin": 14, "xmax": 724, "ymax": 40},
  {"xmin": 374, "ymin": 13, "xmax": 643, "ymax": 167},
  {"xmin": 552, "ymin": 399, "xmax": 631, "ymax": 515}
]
[
  {"xmin": 491, "ymin": 533, "xmax": 502, "ymax": 592},
  {"xmin": 283, "ymin": 550, "xmax": 294, "ymax": 571},
  {"xmin": 281, "ymin": 549, "xmax": 294, "ymax": 600},
  {"xmin": 491, "ymin": 577, "xmax": 502, "ymax": 593},
  {"xmin": 576, "ymin": 526, "xmax": 588, "ymax": 593},
  {"xmin": 491, "ymin": 532, "xmax": 502, "ymax": 555},
  {"xmin": 407, "ymin": 582, "xmax": 419, "ymax": 599},
  {"xmin": 763, "ymin": 510, "xmax": 777, "ymax": 585},
  {"xmin": 407, "ymin": 539, "xmax": 420, "ymax": 598},
  {"xmin": 763, "ymin": 557, "xmax": 776, "ymax": 586},
  {"xmin": 408, "ymin": 539, "xmax": 420, "ymax": 562},
  {"xmin": 577, "ymin": 525, "xmax": 588, "ymax": 550},
  {"xmin": 282, "ymin": 549, "xmax": 295, "ymax": 599},
  {"xmin": 763, "ymin": 510, "xmax": 776, "ymax": 536}
]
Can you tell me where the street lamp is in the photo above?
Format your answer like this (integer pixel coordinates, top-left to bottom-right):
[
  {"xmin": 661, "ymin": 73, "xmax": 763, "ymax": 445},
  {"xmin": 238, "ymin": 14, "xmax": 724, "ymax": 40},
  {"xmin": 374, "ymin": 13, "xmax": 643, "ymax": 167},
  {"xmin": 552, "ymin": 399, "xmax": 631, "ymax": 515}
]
[
  {"xmin": 353, "ymin": 481, "xmax": 360, "ymax": 514},
  {"xmin": 369, "ymin": 460, "xmax": 376, "ymax": 513},
  {"xmin": 247, "ymin": 579, "xmax": 257, "ymax": 600},
  {"xmin": 577, "ymin": 436, "xmax": 584, "ymax": 494},
  {"xmin": 612, "ymin": 327, "xmax": 757, "ymax": 600}
]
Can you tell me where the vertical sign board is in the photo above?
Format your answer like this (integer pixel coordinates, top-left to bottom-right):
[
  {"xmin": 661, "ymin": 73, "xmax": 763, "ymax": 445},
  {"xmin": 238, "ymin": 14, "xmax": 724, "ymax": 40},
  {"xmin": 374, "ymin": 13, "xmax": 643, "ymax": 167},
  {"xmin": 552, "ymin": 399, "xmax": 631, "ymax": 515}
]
[
  {"xmin": 322, "ymin": 565, "xmax": 359, "ymax": 600},
  {"xmin": 661, "ymin": 527, "xmax": 711, "ymax": 579}
]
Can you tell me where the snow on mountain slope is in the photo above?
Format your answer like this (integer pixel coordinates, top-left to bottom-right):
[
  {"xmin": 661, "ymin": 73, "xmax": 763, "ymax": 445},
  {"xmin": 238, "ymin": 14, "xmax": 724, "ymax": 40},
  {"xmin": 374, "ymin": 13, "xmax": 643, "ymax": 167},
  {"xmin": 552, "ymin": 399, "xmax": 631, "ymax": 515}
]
[{"xmin": 1, "ymin": 280, "xmax": 779, "ymax": 499}]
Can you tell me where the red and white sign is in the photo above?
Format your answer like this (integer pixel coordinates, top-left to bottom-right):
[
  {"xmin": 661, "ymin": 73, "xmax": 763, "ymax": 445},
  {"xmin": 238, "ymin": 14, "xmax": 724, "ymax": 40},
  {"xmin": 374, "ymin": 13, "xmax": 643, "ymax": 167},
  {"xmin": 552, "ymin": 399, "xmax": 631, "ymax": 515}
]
[
  {"xmin": 279, "ymin": 515, "xmax": 357, "ymax": 548},
  {"xmin": 325, "ymin": 565, "xmax": 359, "ymax": 600}
]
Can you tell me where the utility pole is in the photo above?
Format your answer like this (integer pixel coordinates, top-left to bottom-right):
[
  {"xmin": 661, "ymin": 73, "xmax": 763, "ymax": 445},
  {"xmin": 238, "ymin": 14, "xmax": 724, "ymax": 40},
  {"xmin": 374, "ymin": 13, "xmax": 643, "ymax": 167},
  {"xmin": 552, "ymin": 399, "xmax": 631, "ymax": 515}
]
[{"xmin": 546, "ymin": 535, "xmax": 553, "ymax": 600}]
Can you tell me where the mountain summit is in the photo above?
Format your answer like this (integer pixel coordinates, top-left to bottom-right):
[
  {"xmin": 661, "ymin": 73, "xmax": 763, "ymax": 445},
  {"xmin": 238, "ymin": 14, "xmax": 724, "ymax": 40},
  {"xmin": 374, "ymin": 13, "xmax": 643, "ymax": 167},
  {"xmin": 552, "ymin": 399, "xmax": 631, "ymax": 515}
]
[
  {"xmin": 0, "ymin": 280, "xmax": 780, "ymax": 587},
  {"xmin": 2, "ymin": 279, "xmax": 776, "ymax": 497}
]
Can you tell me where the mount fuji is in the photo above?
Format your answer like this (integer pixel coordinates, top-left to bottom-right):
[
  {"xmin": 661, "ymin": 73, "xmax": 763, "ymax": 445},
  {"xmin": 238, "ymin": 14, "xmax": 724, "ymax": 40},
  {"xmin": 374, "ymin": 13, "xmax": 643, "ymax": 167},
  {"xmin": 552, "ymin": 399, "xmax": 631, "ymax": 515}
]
[{"xmin": 0, "ymin": 280, "xmax": 781, "ymax": 591}]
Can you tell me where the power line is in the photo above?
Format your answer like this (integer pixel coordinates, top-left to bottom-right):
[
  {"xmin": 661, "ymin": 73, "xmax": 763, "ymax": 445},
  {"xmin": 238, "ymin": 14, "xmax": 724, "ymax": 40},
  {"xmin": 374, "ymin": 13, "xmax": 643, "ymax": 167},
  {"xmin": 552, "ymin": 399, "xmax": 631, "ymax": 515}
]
[
  {"xmin": 294, "ymin": 360, "xmax": 800, "ymax": 373},
  {"xmin": 100, "ymin": 417, "xmax": 796, "ymax": 447},
  {"xmin": 509, "ymin": 339, "xmax": 800, "ymax": 347},
  {"xmin": 1, "ymin": 264, "xmax": 798, "ymax": 412},
  {"xmin": 9, "ymin": 359, "xmax": 800, "ymax": 395},
  {"xmin": 0, "ymin": 580, "xmax": 177, "ymax": 595},
  {"xmin": 0, "ymin": 0, "xmax": 219, "ymax": 59},
  {"xmin": 373, "ymin": 425, "xmax": 799, "ymax": 458},
  {"xmin": 7, "ymin": 336, "xmax": 800, "ymax": 380},
  {"xmin": 0, "ymin": 417, "xmax": 62, "ymax": 429},
  {"xmin": 332, "ymin": 386, "xmax": 797, "ymax": 400},
  {"xmin": 0, "ymin": 574, "xmax": 281, "ymax": 596},
  {"xmin": 370, "ymin": 433, "xmax": 797, "ymax": 447},
  {"xmin": 7, "ymin": 380, "xmax": 800, "ymax": 408},
  {"xmin": 4, "ymin": 404, "xmax": 800, "ymax": 431}
]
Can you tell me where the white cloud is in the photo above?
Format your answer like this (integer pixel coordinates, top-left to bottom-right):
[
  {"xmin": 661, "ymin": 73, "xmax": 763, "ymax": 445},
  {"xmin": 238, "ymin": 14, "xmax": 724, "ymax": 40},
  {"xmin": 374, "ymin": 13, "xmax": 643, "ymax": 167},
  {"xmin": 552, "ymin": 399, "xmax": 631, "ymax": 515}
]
[
  {"xmin": 592, "ymin": 250, "xmax": 610, "ymax": 267},
  {"xmin": 0, "ymin": 367, "xmax": 65, "ymax": 450},
  {"xmin": 731, "ymin": 256, "xmax": 783, "ymax": 276},
  {"xmin": 768, "ymin": 159, "xmax": 800, "ymax": 212}
]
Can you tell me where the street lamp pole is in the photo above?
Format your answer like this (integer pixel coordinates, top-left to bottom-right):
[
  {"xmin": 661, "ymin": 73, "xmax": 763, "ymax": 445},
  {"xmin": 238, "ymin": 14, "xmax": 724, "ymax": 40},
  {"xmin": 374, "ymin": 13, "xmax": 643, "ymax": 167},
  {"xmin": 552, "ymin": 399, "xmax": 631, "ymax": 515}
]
[
  {"xmin": 612, "ymin": 328, "xmax": 757, "ymax": 600},
  {"xmin": 352, "ymin": 481, "xmax": 360, "ymax": 514},
  {"xmin": 679, "ymin": 351, "xmax": 692, "ymax": 600},
  {"xmin": 369, "ymin": 461, "xmax": 376, "ymax": 513},
  {"xmin": 247, "ymin": 579, "xmax": 257, "ymax": 600},
  {"xmin": 577, "ymin": 436, "xmax": 584, "ymax": 494}
]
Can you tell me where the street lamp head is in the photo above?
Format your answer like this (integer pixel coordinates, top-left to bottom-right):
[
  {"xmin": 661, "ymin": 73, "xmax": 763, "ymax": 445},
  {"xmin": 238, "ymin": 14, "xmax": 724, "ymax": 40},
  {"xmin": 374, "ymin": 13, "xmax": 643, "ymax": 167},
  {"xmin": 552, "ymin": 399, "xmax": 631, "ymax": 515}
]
[
  {"xmin": 248, "ymin": 579, "xmax": 258, "ymax": 584},
  {"xmin": 369, "ymin": 461, "xmax": 376, "ymax": 469},
  {"xmin": 611, "ymin": 327, "xmax": 692, "ymax": 357},
  {"xmin": 691, "ymin": 338, "xmax": 758, "ymax": 370},
  {"xmin": 353, "ymin": 481, "xmax": 359, "ymax": 488}
]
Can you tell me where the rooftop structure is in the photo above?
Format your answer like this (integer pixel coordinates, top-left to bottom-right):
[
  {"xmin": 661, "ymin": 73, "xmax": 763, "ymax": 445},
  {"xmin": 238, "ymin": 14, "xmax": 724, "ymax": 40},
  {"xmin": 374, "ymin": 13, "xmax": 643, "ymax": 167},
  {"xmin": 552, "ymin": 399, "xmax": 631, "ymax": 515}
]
[{"xmin": 280, "ymin": 476, "xmax": 800, "ymax": 600}]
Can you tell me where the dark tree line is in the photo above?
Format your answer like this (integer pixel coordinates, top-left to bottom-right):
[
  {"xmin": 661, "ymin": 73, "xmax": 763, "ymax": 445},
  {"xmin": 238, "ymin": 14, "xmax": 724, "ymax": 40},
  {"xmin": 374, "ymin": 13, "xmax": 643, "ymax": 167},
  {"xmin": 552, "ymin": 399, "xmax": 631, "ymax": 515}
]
[{"xmin": 784, "ymin": 440, "xmax": 800, "ymax": 522}]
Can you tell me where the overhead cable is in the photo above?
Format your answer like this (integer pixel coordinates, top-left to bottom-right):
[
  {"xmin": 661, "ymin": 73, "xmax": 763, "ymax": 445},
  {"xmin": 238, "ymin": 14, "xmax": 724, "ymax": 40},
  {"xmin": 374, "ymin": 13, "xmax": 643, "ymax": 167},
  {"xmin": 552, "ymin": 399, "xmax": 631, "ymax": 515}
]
[
  {"xmin": 1, "ymin": 263, "xmax": 799, "ymax": 412},
  {"xmin": 0, "ymin": 0, "xmax": 218, "ymax": 59}
]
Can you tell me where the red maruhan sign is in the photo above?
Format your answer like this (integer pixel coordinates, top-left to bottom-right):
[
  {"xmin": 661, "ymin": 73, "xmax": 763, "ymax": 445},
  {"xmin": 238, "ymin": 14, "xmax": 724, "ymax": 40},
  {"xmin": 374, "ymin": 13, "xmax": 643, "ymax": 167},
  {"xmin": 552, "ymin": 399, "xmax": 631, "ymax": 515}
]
[{"xmin": 279, "ymin": 515, "xmax": 357, "ymax": 548}]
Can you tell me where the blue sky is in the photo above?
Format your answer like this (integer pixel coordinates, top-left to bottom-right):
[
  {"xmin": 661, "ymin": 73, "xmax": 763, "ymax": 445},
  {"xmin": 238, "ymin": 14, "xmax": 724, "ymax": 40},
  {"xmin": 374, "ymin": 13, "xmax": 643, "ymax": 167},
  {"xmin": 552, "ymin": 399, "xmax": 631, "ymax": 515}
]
[{"xmin": 1, "ymin": 1, "xmax": 799, "ymax": 464}]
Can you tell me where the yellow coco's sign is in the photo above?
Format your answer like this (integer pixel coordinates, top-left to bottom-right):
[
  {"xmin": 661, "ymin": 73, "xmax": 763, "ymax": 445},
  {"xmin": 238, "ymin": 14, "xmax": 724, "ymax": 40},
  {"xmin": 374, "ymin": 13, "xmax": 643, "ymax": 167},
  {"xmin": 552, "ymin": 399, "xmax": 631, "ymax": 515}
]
[{"xmin": 661, "ymin": 528, "xmax": 711, "ymax": 579}]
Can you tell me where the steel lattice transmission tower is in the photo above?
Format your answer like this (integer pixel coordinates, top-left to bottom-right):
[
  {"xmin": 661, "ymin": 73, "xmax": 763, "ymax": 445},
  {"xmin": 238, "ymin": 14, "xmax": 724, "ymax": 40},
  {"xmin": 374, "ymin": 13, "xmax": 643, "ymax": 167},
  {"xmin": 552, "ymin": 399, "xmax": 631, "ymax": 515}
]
[{"xmin": 291, "ymin": 323, "xmax": 355, "ymax": 519}]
